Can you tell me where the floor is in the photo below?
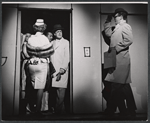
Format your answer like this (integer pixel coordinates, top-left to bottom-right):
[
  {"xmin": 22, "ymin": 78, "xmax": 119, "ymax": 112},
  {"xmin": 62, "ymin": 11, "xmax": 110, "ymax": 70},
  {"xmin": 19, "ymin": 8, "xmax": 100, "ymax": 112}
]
[{"xmin": 2, "ymin": 113, "xmax": 147, "ymax": 121}]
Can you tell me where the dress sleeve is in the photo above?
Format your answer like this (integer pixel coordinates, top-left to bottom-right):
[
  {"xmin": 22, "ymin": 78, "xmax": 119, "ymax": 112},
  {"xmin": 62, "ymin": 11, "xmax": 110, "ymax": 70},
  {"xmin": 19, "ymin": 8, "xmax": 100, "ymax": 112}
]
[{"xmin": 115, "ymin": 24, "xmax": 133, "ymax": 52}]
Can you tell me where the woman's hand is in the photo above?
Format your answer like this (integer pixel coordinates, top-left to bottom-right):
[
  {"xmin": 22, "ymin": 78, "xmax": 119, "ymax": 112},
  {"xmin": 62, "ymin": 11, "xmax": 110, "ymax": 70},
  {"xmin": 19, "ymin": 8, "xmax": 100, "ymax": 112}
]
[{"xmin": 106, "ymin": 14, "xmax": 113, "ymax": 23}]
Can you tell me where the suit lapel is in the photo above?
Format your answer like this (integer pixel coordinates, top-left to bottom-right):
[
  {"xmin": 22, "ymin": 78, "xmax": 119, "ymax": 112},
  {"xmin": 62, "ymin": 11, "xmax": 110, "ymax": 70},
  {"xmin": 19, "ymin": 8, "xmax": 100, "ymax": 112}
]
[
  {"xmin": 53, "ymin": 38, "xmax": 63, "ymax": 50},
  {"xmin": 112, "ymin": 24, "xmax": 120, "ymax": 33},
  {"xmin": 112, "ymin": 21, "xmax": 126, "ymax": 33}
]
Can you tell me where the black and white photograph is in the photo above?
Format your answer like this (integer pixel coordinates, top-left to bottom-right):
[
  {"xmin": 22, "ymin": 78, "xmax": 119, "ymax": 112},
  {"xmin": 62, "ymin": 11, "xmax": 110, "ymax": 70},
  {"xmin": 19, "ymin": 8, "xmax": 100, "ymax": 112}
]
[{"xmin": 1, "ymin": 2, "xmax": 148, "ymax": 121}]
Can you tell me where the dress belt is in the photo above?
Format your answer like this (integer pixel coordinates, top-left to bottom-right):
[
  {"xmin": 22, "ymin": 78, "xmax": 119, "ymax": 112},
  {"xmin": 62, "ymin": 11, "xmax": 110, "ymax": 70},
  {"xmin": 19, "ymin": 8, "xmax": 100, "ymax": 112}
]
[{"xmin": 28, "ymin": 57, "xmax": 49, "ymax": 65}]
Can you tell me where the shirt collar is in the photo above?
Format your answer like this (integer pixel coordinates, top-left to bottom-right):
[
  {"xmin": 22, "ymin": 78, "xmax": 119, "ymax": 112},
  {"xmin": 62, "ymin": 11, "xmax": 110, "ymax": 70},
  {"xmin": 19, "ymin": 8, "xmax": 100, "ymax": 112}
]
[{"xmin": 56, "ymin": 37, "xmax": 63, "ymax": 42}]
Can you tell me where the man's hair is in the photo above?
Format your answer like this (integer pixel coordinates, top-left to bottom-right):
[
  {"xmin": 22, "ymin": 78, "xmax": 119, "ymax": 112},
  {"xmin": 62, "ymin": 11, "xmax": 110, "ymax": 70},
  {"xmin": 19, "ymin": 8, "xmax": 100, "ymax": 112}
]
[
  {"xmin": 46, "ymin": 32, "xmax": 52, "ymax": 36},
  {"xmin": 33, "ymin": 24, "xmax": 47, "ymax": 32},
  {"xmin": 118, "ymin": 11, "xmax": 128, "ymax": 20}
]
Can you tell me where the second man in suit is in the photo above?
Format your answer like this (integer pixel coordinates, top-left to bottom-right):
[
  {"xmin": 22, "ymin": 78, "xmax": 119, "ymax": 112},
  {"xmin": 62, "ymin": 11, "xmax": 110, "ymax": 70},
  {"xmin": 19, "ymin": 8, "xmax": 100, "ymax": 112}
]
[{"xmin": 51, "ymin": 24, "xmax": 70, "ymax": 114}]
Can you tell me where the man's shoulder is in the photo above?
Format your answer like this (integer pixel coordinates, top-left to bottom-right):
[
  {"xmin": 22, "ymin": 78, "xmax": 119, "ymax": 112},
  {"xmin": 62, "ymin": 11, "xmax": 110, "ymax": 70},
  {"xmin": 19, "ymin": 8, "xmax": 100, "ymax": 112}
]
[
  {"xmin": 121, "ymin": 23, "xmax": 132, "ymax": 31},
  {"xmin": 122, "ymin": 23, "xmax": 131, "ymax": 27},
  {"xmin": 51, "ymin": 38, "xmax": 69, "ymax": 43},
  {"xmin": 62, "ymin": 38, "xmax": 69, "ymax": 43}
]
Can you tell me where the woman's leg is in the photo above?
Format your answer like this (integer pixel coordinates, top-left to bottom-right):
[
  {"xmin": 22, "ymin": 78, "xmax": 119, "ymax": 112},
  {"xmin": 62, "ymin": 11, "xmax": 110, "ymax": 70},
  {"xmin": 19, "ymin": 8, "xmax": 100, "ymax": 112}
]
[
  {"xmin": 36, "ymin": 89, "xmax": 44, "ymax": 113},
  {"xmin": 28, "ymin": 63, "xmax": 48, "ymax": 114}
]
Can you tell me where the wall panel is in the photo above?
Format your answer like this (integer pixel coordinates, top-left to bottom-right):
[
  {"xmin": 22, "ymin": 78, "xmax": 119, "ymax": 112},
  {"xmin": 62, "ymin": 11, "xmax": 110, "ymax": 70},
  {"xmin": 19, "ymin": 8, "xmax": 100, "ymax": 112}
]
[
  {"xmin": 2, "ymin": 7, "xmax": 18, "ymax": 116},
  {"xmin": 129, "ymin": 15, "xmax": 148, "ymax": 113},
  {"xmin": 72, "ymin": 4, "xmax": 102, "ymax": 113}
]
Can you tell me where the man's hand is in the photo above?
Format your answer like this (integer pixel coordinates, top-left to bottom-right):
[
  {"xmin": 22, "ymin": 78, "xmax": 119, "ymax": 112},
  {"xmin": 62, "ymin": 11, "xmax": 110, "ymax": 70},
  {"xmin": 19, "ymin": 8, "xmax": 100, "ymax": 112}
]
[
  {"xmin": 56, "ymin": 68, "xmax": 66, "ymax": 81},
  {"xmin": 108, "ymin": 47, "xmax": 116, "ymax": 53},
  {"xmin": 59, "ymin": 68, "xmax": 66, "ymax": 75},
  {"xmin": 56, "ymin": 73, "xmax": 61, "ymax": 81},
  {"xmin": 108, "ymin": 67, "xmax": 115, "ymax": 74},
  {"xmin": 106, "ymin": 14, "xmax": 113, "ymax": 22}
]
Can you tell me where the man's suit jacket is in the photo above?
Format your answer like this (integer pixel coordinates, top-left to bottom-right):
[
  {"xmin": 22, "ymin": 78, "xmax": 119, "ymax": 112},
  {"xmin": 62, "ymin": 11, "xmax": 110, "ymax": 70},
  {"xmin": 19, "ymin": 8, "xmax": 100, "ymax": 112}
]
[
  {"xmin": 51, "ymin": 37, "xmax": 70, "ymax": 88},
  {"xmin": 103, "ymin": 21, "xmax": 133, "ymax": 84}
]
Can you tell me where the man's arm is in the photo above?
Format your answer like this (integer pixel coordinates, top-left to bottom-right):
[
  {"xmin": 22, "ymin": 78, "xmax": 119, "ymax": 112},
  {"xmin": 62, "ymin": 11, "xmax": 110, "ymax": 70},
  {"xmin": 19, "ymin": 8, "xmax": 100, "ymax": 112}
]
[
  {"xmin": 60, "ymin": 41, "xmax": 70, "ymax": 73},
  {"xmin": 115, "ymin": 24, "xmax": 133, "ymax": 53},
  {"xmin": 56, "ymin": 41, "xmax": 70, "ymax": 81},
  {"xmin": 103, "ymin": 14, "xmax": 113, "ymax": 38}
]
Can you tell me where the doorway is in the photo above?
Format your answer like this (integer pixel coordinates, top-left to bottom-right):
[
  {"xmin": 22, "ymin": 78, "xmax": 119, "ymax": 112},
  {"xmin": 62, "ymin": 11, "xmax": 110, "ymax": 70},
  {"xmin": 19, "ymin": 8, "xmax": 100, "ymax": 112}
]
[{"xmin": 20, "ymin": 8, "xmax": 72, "ymax": 114}]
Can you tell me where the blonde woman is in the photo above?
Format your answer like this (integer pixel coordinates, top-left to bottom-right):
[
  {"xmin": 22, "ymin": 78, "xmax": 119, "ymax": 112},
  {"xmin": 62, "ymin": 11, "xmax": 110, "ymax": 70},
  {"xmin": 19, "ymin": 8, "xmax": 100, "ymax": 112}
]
[{"xmin": 22, "ymin": 19, "xmax": 54, "ymax": 115}]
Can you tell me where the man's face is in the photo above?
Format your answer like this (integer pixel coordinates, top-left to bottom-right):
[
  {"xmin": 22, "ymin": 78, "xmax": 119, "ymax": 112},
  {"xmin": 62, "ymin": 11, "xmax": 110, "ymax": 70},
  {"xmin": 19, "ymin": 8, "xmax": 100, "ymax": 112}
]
[
  {"xmin": 47, "ymin": 32, "xmax": 53, "ymax": 41},
  {"xmin": 114, "ymin": 13, "xmax": 122, "ymax": 25},
  {"xmin": 54, "ymin": 30, "xmax": 63, "ymax": 39}
]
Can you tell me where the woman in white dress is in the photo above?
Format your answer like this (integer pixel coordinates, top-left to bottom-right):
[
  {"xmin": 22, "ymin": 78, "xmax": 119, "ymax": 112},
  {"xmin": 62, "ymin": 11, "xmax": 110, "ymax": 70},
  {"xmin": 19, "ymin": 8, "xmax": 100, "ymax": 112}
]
[{"xmin": 22, "ymin": 19, "xmax": 54, "ymax": 115}]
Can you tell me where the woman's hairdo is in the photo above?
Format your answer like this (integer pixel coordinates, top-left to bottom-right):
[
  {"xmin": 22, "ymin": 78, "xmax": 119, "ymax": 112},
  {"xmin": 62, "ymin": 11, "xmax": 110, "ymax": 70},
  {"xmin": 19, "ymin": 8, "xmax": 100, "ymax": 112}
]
[{"xmin": 33, "ymin": 24, "xmax": 47, "ymax": 32}]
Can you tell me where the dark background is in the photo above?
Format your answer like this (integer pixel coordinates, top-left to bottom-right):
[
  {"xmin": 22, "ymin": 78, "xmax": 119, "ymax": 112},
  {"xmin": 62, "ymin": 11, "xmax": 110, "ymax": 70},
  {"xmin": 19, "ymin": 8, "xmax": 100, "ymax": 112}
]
[{"xmin": 21, "ymin": 8, "xmax": 71, "ymax": 41}]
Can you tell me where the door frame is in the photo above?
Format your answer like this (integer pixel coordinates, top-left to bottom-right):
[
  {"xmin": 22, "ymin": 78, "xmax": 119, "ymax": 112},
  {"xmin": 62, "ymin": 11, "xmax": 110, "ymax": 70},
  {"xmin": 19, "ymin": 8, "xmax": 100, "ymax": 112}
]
[{"xmin": 14, "ymin": 6, "xmax": 73, "ymax": 115}]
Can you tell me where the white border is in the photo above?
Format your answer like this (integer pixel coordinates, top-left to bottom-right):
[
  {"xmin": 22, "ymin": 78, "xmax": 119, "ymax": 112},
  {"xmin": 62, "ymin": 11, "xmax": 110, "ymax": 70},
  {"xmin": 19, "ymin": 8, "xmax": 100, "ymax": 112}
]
[{"xmin": 2, "ymin": 2, "xmax": 148, "ymax": 4}]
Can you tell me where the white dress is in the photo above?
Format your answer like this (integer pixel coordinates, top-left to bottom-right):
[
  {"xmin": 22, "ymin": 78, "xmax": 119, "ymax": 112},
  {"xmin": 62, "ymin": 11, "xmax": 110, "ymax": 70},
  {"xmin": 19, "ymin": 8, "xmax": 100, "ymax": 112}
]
[{"xmin": 27, "ymin": 32, "xmax": 50, "ymax": 89}]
